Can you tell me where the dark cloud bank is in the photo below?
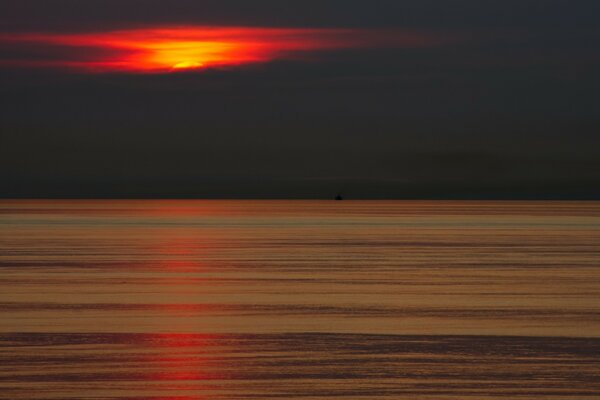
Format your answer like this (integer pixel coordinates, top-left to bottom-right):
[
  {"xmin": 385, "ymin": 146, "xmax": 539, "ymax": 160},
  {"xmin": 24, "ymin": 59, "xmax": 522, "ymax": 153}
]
[{"xmin": 1, "ymin": 0, "xmax": 599, "ymax": 199}]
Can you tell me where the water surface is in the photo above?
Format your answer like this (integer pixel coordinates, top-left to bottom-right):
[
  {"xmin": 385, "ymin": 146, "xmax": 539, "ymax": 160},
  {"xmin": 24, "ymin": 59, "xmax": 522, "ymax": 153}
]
[{"xmin": 1, "ymin": 200, "xmax": 599, "ymax": 398}]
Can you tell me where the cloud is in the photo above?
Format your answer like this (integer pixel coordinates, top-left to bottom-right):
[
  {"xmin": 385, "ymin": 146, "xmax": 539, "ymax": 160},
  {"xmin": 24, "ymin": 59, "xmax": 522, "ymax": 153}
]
[{"xmin": 0, "ymin": 26, "xmax": 452, "ymax": 73}]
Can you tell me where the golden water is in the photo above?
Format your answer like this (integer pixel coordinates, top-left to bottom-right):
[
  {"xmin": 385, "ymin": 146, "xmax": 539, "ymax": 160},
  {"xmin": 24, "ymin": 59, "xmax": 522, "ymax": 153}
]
[{"xmin": 1, "ymin": 200, "xmax": 599, "ymax": 398}]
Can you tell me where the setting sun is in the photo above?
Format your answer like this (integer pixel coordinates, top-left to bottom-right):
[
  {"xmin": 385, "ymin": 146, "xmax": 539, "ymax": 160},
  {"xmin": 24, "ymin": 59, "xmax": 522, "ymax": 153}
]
[
  {"xmin": 137, "ymin": 40, "xmax": 245, "ymax": 71},
  {"xmin": 172, "ymin": 61, "xmax": 204, "ymax": 69}
]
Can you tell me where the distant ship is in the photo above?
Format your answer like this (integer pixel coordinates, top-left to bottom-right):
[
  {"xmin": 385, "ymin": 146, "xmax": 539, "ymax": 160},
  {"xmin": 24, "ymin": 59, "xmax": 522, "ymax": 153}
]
[{"xmin": 335, "ymin": 194, "xmax": 344, "ymax": 201}]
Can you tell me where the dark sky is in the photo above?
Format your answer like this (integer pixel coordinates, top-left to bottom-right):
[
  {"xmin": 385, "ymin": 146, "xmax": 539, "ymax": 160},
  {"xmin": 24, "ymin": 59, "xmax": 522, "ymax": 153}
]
[{"xmin": 1, "ymin": 0, "xmax": 599, "ymax": 199}]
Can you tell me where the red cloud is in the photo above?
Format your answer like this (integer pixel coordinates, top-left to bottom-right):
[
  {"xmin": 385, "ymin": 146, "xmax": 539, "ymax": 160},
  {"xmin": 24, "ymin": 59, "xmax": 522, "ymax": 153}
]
[{"xmin": 0, "ymin": 26, "xmax": 450, "ymax": 73}]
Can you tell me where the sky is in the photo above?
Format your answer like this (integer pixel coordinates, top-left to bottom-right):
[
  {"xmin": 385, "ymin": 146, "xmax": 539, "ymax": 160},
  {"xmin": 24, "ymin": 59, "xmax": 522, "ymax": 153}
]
[{"xmin": 1, "ymin": 0, "xmax": 599, "ymax": 199}]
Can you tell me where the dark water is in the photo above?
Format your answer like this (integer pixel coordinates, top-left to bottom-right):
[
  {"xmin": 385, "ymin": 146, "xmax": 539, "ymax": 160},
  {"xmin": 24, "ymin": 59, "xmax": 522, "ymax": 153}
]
[{"xmin": 1, "ymin": 200, "xmax": 599, "ymax": 399}]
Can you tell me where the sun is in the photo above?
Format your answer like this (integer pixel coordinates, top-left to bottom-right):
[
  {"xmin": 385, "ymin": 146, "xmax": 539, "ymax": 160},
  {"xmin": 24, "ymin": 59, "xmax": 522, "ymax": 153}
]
[
  {"xmin": 138, "ymin": 40, "xmax": 235, "ymax": 71},
  {"xmin": 172, "ymin": 61, "xmax": 204, "ymax": 70}
]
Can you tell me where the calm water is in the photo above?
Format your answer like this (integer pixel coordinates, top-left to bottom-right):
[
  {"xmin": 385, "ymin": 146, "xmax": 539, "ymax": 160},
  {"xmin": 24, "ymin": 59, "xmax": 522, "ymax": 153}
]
[{"xmin": 1, "ymin": 200, "xmax": 599, "ymax": 399}]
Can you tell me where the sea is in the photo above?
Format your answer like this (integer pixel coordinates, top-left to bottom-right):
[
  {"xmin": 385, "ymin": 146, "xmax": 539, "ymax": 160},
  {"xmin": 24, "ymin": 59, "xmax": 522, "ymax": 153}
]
[{"xmin": 1, "ymin": 200, "xmax": 599, "ymax": 399}]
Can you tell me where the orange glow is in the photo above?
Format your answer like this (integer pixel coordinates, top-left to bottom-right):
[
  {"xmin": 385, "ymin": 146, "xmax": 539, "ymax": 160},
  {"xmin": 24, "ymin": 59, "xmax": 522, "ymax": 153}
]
[{"xmin": 0, "ymin": 26, "xmax": 449, "ymax": 73}]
